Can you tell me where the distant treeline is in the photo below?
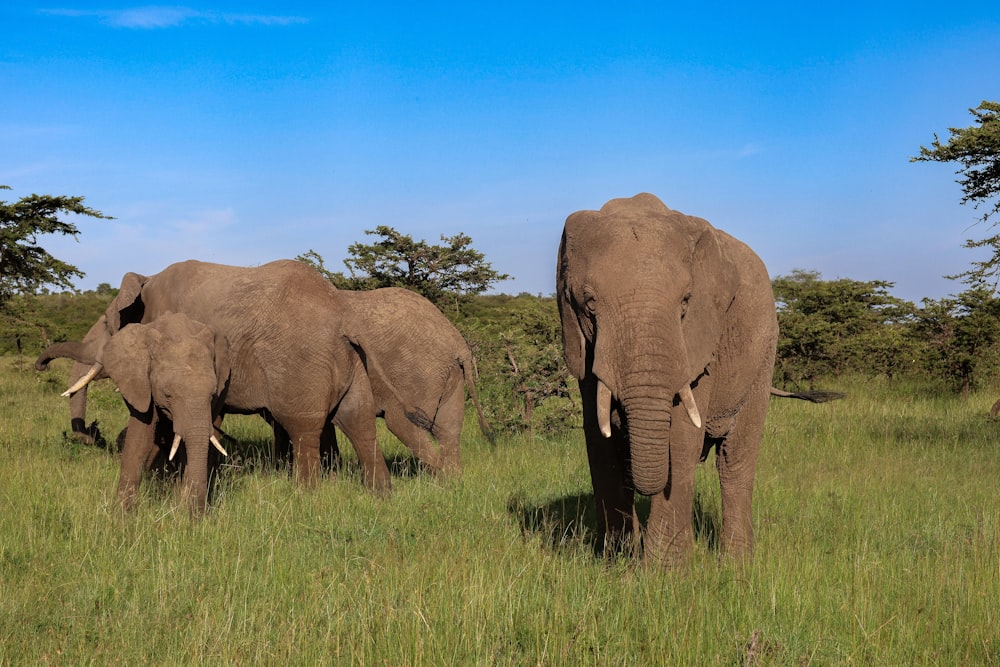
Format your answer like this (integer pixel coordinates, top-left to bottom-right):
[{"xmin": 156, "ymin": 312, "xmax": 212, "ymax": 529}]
[{"xmin": 0, "ymin": 286, "xmax": 115, "ymax": 356}]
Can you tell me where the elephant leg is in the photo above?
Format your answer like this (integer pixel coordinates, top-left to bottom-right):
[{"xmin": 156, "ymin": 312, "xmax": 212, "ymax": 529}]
[
  {"xmin": 580, "ymin": 377, "xmax": 638, "ymax": 557},
  {"xmin": 715, "ymin": 384, "xmax": 768, "ymax": 563},
  {"xmin": 117, "ymin": 415, "xmax": 154, "ymax": 511},
  {"xmin": 69, "ymin": 384, "xmax": 96, "ymax": 445},
  {"xmin": 269, "ymin": 416, "xmax": 339, "ymax": 473},
  {"xmin": 383, "ymin": 404, "xmax": 443, "ymax": 473},
  {"xmin": 285, "ymin": 425, "xmax": 323, "ymax": 488},
  {"xmin": 586, "ymin": 432, "xmax": 638, "ymax": 557},
  {"xmin": 319, "ymin": 420, "xmax": 341, "ymax": 473},
  {"xmin": 269, "ymin": 416, "xmax": 293, "ymax": 471},
  {"xmin": 643, "ymin": 415, "xmax": 702, "ymax": 567},
  {"xmin": 333, "ymin": 372, "xmax": 391, "ymax": 496},
  {"xmin": 430, "ymin": 374, "xmax": 465, "ymax": 475}
]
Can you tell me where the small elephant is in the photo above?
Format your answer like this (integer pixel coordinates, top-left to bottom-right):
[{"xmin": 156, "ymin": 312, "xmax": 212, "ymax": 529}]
[
  {"xmin": 37, "ymin": 312, "xmax": 230, "ymax": 515},
  {"xmin": 557, "ymin": 193, "xmax": 779, "ymax": 566}
]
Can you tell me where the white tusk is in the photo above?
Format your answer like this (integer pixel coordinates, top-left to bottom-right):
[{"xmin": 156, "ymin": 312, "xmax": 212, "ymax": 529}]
[
  {"xmin": 62, "ymin": 363, "xmax": 103, "ymax": 397},
  {"xmin": 678, "ymin": 385, "xmax": 702, "ymax": 429},
  {"xmin": 210, "ymin": 435, "xmax": 228, "ymax": 457},
  {"xmin": 597, "ymin": 379, "xmax": 612, "ymax": 438},
  {"xmin": 169, "ymin": 434, "xmax": 182, "ymax": 461}
]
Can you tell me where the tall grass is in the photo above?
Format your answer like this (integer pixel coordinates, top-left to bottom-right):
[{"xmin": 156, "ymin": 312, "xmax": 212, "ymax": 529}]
[{"xmin": 1, "ymin": 361, "xmax": 998, "ymax": 664}]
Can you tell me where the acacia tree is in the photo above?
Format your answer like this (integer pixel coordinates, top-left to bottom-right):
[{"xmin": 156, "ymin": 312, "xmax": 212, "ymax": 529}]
[
  {"xmin": 1, "ymin": 186, "xmax": 111, "ymax": 355},
  {"xmin": 339, "ymin": 226, "xmax": 510, "ymax": 311},
  {"xmin": 0, "ymin": 186, "xmax": 112, "ymax": 308},
  {"xmin": 913, "ymin": 101, "xmax": 1000, "ymax": 286}
]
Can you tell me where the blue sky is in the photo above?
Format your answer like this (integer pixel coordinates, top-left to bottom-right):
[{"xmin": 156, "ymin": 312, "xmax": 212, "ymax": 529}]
[{"xmin": 3, "ymin": 3, "xmax": 999, "ymax": 302}]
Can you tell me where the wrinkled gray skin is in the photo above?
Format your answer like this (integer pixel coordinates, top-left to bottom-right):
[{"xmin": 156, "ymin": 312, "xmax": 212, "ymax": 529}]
[
  {"xmin": 37, "ymin": 313, "xmax": 229, "ymax": 515},
  {"xmin": 38, "ymin": 259, "xmax": 398, "ymax": 507},
  {"xmin": 557, "ymin": 193, "xmax": 778, "ymax": 567},
  {"xmin": 285, "ymin": 287, "xmax": 492, "ymax": 475}
]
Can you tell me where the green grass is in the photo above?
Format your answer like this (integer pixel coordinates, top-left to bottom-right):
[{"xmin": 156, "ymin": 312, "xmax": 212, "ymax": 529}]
[{"xmin": 2, "ymin": 360, "xmax": 998, "ymax": 664}]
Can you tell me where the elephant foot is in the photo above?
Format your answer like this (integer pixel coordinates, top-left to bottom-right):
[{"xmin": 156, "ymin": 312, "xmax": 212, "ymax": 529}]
[
  {"xmin": 179, "ymin": 487, "xmax": 209, "ymax": 519},
  {"xmin": 642, "ymin": 532, "xmax": 695, "ymax": 569},
  {"xmin": 365, "ymin": 473, "xmax": 393, "ymax": 498},
  {"xmin": 438, "ymin": 452, "xmax": 462, "ymax": 478},
  {"xmin": 117, "ymin": 485, "xmax": 140, "ymax": 512},
  {"xmin": 66, "ymin": 430, "xmax": 96, "ymax": 446},
  {"xmin": 718, "ymin": 534, "xmax": 754, "ymax": 567}
]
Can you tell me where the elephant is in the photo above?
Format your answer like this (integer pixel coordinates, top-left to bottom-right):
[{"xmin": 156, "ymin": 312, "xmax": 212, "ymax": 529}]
[
  {"xmin": 36, "ymin": 312, "xmax": 230, "ymax": 514},
  {"xmin": 46, "ymin": 282, "xmax": 492, "ymax": 480},
  {"xmin": 39, "ymin": 259, "xmax": 406, "ymax": 507},
  {"xmin": 303, "ymin": 287, "xmax": 492, "ymax": 475},
  {"xmin": 557, "ymin": 193, "xmax": 779, "ymax": 567}
]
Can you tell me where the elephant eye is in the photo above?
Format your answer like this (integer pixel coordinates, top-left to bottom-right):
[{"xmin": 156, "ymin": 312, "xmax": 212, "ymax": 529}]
[
  {"xmin": 581, "ymin": 288, "xmax": 597, "ymax": 314},
  {"xmin": 680, "ymin": 293, "xmax": 691, "ymax": 320}
]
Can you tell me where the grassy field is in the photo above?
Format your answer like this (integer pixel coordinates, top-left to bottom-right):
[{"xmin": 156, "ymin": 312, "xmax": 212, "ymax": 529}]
[{"xmin": 1, "ymin": 356, "xmax": 998, "ymax": 665}]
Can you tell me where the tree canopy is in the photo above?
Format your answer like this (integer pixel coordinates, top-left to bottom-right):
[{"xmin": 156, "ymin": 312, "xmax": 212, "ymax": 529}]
[
  {"xmin": 301, "ymin": 226, "xmax": 509, "ymax": 310},
  {"xmin": 0, "ymin": 186, "xmax": 112, "ymax": 309},
  {"xmin": 912, "ymin": 287, "xmax": 1000, "ymax": 396},
  {"xmin": 913, "ymin": 101, "xmax": 1000, "ymax": 286},
  {"xmin": 772, "ymin": 270, "xmax": 916, "ymax": 385}
]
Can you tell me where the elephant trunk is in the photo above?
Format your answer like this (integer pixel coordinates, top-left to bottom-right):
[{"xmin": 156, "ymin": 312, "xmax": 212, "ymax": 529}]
[
  {"xmin": 619, "ymin": 385, "xmax": 673, "ymax": 496},
  {"xmin": 176, "ymin": 424, "xmax": 211, "ymax": 516},
  {"xmin": 172, "ymin": 408, "xmax": 226, "ymax": 517},
  {"xmin": 614, "ymin": 345, "xmax": 700, "ymax": 497},
  {"xmin": 35, "ymin": 341, "xmax": 93, "ymax": 371},
  {"xmin": 593, "ymin": 307, "xmax": 702, "ymax": 496}
]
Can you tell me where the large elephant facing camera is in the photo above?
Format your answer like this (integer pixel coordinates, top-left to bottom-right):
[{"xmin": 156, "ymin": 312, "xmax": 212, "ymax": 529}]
[
  {"xmin": 557, "ymin": 193, "xmax": 778, "ymax": 566},
  {"xmin": 46, "ymin": 259, "xmax": 400, "ymax": 503}
]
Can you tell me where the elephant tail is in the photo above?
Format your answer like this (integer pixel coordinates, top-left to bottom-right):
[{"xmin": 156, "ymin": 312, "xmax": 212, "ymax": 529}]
[
  {"xmin": 770, "ymin": 387, "xmax": 846, "ymax": 403},
  {"xmin": 461, "ymin": 354, "xmax": 495, "ymax": 445}
]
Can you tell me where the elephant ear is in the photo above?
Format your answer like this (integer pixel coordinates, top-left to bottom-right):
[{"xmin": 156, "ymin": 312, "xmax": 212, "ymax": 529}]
[
  {"xmin": 557, "ymin": 226, "xmax": 587, "ymax": 380},
  {"xmin": 102, "ymin": 325, "xmax": 154, "ymax": 414},
  {"xmin": 683, "ymin": 224, "xmax": 739, "ymax": 375},
  {"xmin": 106, "ymin": 272, "xmax": 148, "ymax": 333},
  {"xmin": 212, "ymin": 331, "xmax": 231, "ymax": 397}
]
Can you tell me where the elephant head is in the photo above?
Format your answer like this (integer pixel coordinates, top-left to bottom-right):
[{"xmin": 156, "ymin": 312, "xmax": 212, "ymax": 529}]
[
  {"xmin": 557, "ymin": 193, "xmax": 739, "ymax": 496},
  {"xmin": 42, "ymin": 312, "xmax": 230, "ymax": 514}
]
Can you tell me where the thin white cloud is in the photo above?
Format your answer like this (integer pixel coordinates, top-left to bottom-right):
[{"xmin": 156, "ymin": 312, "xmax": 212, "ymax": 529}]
[
  {"xmin": 737, "ymin": 143, "xmax": 763, "ymax": 158},
  {"xmin": 41, "ymin": 6, "xmax": 307, "ymax": 29}
]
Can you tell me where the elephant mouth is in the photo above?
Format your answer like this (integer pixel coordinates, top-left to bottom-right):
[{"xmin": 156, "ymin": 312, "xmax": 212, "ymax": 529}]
[
  {"xmin": 595, "ymin": 378, "xmax": 702, "ymax": 438},
  {"xmin": 169, "ymin": 433, "xmax": 229, "ymax": 460}
]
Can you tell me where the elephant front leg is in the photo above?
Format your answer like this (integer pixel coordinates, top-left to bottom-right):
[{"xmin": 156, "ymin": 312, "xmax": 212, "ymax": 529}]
[
  {"xmin": 715, "ymin": 385, "xmax": 768, "ymax": 564},
  {"xmin": 580, "ymin": 377, "xmax": 638, "ymax": 557},
  {"xmin": 585, "ymin": 433, "xmax": 639, "ymax": 557},
  {"xmin": 643, "ymin": 416, "xmax": 702, "ymax": 568},
  {"xmin": 117, "ymin": 414, "xmax": 154, "ymax": 511}
]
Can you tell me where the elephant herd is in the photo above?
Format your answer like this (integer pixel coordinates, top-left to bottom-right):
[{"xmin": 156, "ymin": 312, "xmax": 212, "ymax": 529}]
[{"xmin": 36, "ymin": 193, "xmax": 795, "ymax": 567}]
